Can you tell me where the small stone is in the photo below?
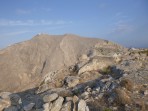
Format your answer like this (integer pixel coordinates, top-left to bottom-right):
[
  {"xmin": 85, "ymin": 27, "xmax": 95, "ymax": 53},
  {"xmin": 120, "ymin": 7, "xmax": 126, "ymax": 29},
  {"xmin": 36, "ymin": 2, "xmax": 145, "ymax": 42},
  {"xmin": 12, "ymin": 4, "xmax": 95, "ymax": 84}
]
[
  {"xmin": 61, "ymin": 101, "xmax": 72, "ymax": 111},
  {"xmin": 98, "ymin": 93, "xmax": 104, "ymax": 99},
  {"xmin": 0, "ymin": 92, "xmax": 11, "ymax": 99},
  {"xmin": 73, "ymin": 95, "xmax": 79, "ymax": 103},
  {"xmin": 95, "ymin": 87, "xmax": 100, "ymax": 92},
  {"xmin": 65, "ymin": 76, "xmax": 80, "ymax": 87},
  {"xmin": 43, "ymin": 103, "xmax": 49, "ymax": 111},
  {"xmin": 86, "ymin": 106, "xmax": 90, "ymax": 111},
  {"xmin": 95, "ymin": 97, "xmax": 99, "ymax": 100},
  {"xmin": 73, "ymin": 95, "xmax": 79, "ymax": 111},
  {"xmin": 0, "ymin": 98, "xmax": 11, "ymax": 111},
  {"xmin": 81, "ymin": 92, "xmax": 89, "ymax": 99},
  {"xmin": 144, "ymin": 90, "xmax": 148, "ymax": 95},
  {"xmin": 65, "ymin": 97, "xmax": 73, "ymax": 102},
  {"xmin": 9, "ymin": 94, "xmax": 22, "ymax": 106},
  {"xmin": 101, "ymin": 77, "xmax": 113, "ymax": 83},
  {"xmin": 48, "ymin": 103, "xmax": 52, "ymax": 111},
  {"xmin": 50, "ymin": 96, "xmax": 64, "ymax": 111},
  {"xmin": 78, "ymin": 99, "xmax": 87, "ymax": 111},
  {"xmin": 80, "ymin": 54, "xmax": 89, "ymax": 61},
  {"xmin": 23, "ymin": 103, "xmax": 35, "ymax": 111},
  {"xmin": 112, "ymin": 107, "xmax": 118, "ymax": 110},
  {"xmin": 86, "ymin": 87, "xmax": 92, "ymax": 92},
  {"xmin": 133, "ymin": 90, "xmax": 139, "ymax": 94},
  {"xmin": 108, "ymin": 82, "xmax": 118, "ymax": 91},
  {"xmin": 123, "ymin": 73, "xmax": 128, "ymax": 77},
  {"xmin": 43, "ymin": 93, "xmax": 58, "ymax": 102}
]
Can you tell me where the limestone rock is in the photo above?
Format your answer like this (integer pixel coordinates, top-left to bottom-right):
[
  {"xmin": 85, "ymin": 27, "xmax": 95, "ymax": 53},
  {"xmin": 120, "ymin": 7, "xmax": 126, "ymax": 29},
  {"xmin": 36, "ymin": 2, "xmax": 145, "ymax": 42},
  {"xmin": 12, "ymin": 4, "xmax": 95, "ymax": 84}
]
[
  {"xmin": 0, "ymin": 98, "xmax": 11, "ymax": 111},
  {"xmin": 44, "ymin": 88, "xmax": 73, "ymax": 97},
  {"xmin": 0, "ymin": 92, "xmax": 11, "ymax": 99},
  {"xmin": 43, "ymin": 93, "xmax": 58, "ymax": 102},
  {"xmin": 78, "ymin": 57, "xmax": 113, "ymax": 74},
  {"xmin": 79, "ymin": 54, "xmax": 89, "ymax": 61},
  {"xmin": 78, "ymin": 99, "xmax": 88, "ymax": 111},
  {"xmin": 0, "ymin": 34, "xmax": 104, "ymax": 92},
  {"xmin": 65, "ymin": 97, "xmax": 73, "ymax": 102},
  {"xmin": 73, "ymin": 95, "xmax": 79, "ymax": 111},
  {"xmin": 113, "ymin": 53, "xmax": 122, "ymax": 63},
  {"xmin": 61, "ymin": 101, "xmax": 72, "ymax": 111},
  {"xmin": 43, "ymin": 103, "xmax": 52, "ymax": 111},
  {"xmin": 65, "ymin": 76, "xmax": 80, "ymax": 87},
  {"xmin": 43, "ymin": 103, "xmax": 49, "ymax": 111},
  {"xmin": 50, "ymin": 96, "xmax": 64, "ymax": 111},
  {"xmin": 144, "ymin": 90, "xmax": 148, "ymax": 95}
]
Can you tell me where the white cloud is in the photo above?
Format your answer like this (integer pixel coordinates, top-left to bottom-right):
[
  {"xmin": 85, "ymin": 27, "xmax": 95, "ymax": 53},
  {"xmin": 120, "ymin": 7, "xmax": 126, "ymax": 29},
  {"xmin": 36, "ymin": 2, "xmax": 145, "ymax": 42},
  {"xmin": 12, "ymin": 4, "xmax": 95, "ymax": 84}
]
[
  {"xmin": 111, "ymin": 20, "xmax": 134, "ymax": 34},
  {"xmin": 56, "ymin": 20, "xmax": 66, "ymax": 25},
  {"xmin": 16, "ymin": 9, "xmax": 31, "ymax": 14},
  {"xmin": 0, "ymin": 30, "xmax": 31, "ymax": 38},
  {"xmin": 110, "ymin": 12, "xmax": 134, "ymax": 34},
  {"xmin": 0, "ymin": 19, "xmax": 72, "ymax": 26},
  {"xmin": 2, "ymin": 31, "xmax": 31, "ymax": 36},
  {"xmin": 112, "ymin": 12, "xmax": 129, "ymax": 21}
]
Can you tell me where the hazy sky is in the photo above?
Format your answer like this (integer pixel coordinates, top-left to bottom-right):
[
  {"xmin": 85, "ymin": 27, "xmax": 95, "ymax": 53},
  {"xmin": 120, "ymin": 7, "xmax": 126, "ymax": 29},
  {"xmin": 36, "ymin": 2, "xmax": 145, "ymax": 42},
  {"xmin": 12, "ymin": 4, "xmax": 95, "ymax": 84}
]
[{"xmin": 0, "ymin": 0, "xmax": 148, "ymax": 48}]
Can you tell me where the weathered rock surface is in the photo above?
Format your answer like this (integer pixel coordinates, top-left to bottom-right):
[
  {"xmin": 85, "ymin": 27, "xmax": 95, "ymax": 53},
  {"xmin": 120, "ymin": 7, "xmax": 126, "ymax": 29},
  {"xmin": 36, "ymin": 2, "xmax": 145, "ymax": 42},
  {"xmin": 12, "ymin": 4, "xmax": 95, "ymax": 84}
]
[
  {"xmin": 0, "ymin": 34, "xmax": 111, "ymax": 92},
  {"xmin": 50, "ymin": 96, "xmax": 64, "ymax": 111},
  {"xmin": 65, "ymin": 76, "xmax": 80, "ymax": 87},
  {"xmin": 78, "ymin": 99, "xmax": 88, "ymax": 111},
  {"xmin": 61, "ymin": 101, "xmax": 72, "ymax": 111},
  {"xmin": 78, "ymin": 57, "xmax": 114, "ymax": 75},
  {"xmin": 0, "ymin": 34, "xmax": 147, "ymax": 111},
  {"xmin": 43, "ymin": 93, "xmax": 58, "ymax": 102},
  {"xmin": 0, "ymin": 99, "xmax": 11, "ymax": 111},
  {"xmin": 43, "ymin": 103, "xmax": 52, "ymax": 111}
]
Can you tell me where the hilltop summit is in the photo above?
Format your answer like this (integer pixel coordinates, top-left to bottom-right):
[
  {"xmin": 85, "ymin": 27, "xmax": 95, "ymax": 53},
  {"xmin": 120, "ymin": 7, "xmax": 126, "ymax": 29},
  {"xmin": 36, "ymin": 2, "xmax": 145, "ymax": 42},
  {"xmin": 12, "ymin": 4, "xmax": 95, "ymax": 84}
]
[{"xmin": 0, "ymin": 34, "xmax": 122, "ymax": 92}]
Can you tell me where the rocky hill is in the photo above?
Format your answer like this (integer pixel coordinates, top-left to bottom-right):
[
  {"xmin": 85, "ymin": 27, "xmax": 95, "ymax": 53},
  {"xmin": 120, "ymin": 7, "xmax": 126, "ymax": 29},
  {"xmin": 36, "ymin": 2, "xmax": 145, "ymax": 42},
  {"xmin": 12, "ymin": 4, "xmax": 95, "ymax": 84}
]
[
  {"xmin": 0, "ymin": 34, "xmax": 123, "ymax": 92},
  {"xmin": 0, "ymin": 34, "xmax": 147, "ymax": 111}
]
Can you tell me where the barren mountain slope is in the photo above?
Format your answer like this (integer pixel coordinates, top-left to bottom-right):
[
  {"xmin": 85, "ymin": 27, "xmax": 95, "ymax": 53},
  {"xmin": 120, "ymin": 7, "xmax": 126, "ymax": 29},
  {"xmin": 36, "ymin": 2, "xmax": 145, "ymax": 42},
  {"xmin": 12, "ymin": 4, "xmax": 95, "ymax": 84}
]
[{"xmin": 0, "ymin": 34, "xmax": 121, "ymax": 92}]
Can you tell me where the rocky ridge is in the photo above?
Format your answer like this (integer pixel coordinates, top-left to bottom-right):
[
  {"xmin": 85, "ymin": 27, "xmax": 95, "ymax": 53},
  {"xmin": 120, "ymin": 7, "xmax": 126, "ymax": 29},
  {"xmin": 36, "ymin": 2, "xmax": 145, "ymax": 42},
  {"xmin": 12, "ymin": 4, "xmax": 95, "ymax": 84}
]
[
  {"xmin": 0, "ymin": 35, "xmax": 148, "ymax": 111},
  {"xmin": 0, "ymin": 34, "xmax": 112, "ymax": 92}
]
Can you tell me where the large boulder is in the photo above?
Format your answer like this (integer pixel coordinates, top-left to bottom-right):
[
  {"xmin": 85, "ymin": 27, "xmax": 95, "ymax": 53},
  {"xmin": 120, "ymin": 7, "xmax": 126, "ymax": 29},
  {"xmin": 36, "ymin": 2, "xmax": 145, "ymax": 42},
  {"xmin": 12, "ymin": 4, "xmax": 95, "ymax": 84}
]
[{"xmin": 78, "ymin": 57, "xmax": 114, "ymax": 75}]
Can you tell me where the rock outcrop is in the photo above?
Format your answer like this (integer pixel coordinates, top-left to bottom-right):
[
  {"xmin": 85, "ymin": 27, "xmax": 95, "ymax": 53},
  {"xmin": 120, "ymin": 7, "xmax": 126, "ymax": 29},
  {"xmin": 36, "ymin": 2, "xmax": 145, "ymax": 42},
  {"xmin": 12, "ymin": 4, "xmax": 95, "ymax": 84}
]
[
  {"xmin": 0, "ymin": 34, "xmax": 121, "ymax": 92},
  {"xmin": 0, "ymin": 34, "xmax": 147, "ymax": 111}
]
